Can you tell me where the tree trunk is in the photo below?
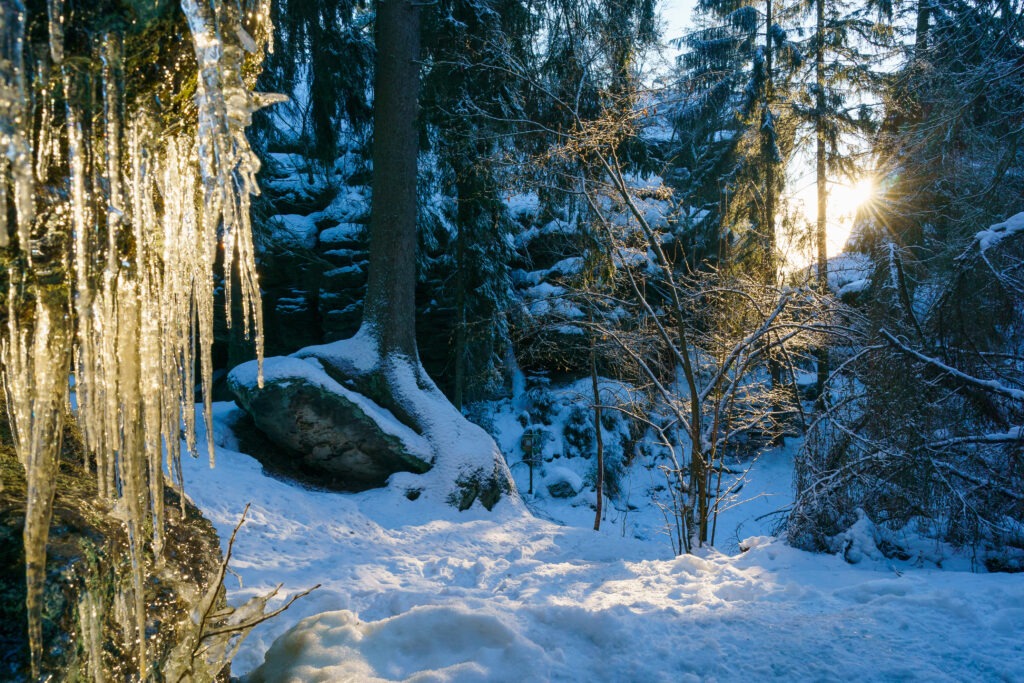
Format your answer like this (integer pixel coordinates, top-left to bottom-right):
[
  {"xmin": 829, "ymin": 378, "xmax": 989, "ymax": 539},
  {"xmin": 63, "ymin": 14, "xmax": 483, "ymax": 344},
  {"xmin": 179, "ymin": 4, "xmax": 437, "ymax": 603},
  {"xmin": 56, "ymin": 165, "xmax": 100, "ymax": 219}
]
[
  {"xmin": 762, "ymin": 0, "xmax": 776, "ymax": 283},
  {"xmin": 591, "ymin": 331, "xmax": 604, "ymax": 531},
  {"xmin": 453, "ymin": 217, "xmax": 467, "ymax": 411},
  {"xmin": 763, "ymin": 0, "xmax": 784, "ymax": 414},
  {"xmin": 914, "ymin": 0, "xmax": 930, "ymax": 58},
  {"xmin": 365, "ymin": 0, "xmax": 422, "ymax": 359},
  {"xmin": 815, "ymin": 0, "xmax": 829, "ymax": 398}
]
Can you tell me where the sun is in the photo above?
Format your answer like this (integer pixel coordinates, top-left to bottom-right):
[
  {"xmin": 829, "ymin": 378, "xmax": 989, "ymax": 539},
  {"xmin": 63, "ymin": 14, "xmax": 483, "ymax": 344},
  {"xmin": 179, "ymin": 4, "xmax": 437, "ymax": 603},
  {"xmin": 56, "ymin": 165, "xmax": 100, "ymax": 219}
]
[
  {"xmin": 830, "ymin": 177, "xmax": 875, "ymax": 219},
  {"xmin": 822, "ymin": 176, "xmax": 875, "ymax": 256},
  {"xmin": 785, "ymin": 174, "xmax": 877, "ymax": 268}
]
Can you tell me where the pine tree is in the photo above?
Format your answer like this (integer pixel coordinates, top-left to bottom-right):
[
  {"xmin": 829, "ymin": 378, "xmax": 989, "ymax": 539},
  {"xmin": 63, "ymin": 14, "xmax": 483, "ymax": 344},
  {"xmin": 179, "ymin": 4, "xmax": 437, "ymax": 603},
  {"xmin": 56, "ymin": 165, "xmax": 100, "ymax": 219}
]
[
  {"xmin": 793, "ymin": 0, "xmax": 884, "ymax": 393},
  {"xmin": 673, "ymin": 0, "xmax": 803, "ymax": 278}
]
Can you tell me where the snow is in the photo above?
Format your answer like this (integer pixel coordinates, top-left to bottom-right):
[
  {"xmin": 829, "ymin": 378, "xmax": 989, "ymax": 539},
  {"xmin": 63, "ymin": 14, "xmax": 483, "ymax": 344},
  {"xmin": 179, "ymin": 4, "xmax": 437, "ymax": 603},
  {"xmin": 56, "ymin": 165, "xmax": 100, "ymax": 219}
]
[
  {"xmin": 838, "ymin": 278, "xmax": 870, "ymax": 297},
  {"xmin": 321, "ymin": 187, "xmax": 371, "ymax": 224},
  {"xmin": 319, "ymin": 222, "xmax": 365, "ymax": 245},
  {"xmin": 542, "ymin": 466, "xmax": 583, "ymax": 495},
  {"xmin": 228, "ymin": 356, "xmax": 433, "ymax": 461},
  {"xmin": 827, "ymin": 251, "xmax": 873, "ymax": 295},
  {"xmin": 975, "ymin": 211, "xmax": 1024, "ymax": 251},
  {"xmin": 506, "ymin": 192, "xmax": 539, "ymax": 221},
  {"xmin": 289, "ymin": 332, "xmax": 517, "ymax": 510},
  {"xmin": 181, "ymin": 400, "xmax": 1024, "ymax": 681},
  {"xmin": 268, "ymin": 214, "xmax": 319, "ymax": 249}
]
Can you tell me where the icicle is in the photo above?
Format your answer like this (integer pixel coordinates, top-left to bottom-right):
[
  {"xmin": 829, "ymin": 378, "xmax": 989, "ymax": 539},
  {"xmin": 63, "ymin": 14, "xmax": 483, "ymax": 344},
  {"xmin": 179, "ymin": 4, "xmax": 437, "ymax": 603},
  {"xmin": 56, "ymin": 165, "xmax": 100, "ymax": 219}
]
[
  {"xmin": 0, "ymin": 0, "xmax": 278, "ymax": 674},
  {"xmin": 112, "ymin": 274, "xmax": 148, "ymax": 675},
  {"xmin": 101, "ymin": 33, "xmax": 123, "ymax": 235},
  {"xmin": 0, "ymin": 4, "xmax": 68, "ymax": 679},
  {"xmin": 0, "ymin": 0, "xmax": 35, "ymax": 251},
  {"xmin": 45, "ymin": 0, "xmax": 64, "ymax": 63},
  {"xmin": 77, "ymin": 589, "xmax": 103, "ymax": 683},
  {"xmin": 180, "ymin": 0, "xmax": 282, "ymax": 413},
  {"xmin": 33, "ymin": 62, "xmax": 52, "ymax": 183},
  {"xmin": 2, "ymin": 292, "xmax": 72, "ymax": 679}
]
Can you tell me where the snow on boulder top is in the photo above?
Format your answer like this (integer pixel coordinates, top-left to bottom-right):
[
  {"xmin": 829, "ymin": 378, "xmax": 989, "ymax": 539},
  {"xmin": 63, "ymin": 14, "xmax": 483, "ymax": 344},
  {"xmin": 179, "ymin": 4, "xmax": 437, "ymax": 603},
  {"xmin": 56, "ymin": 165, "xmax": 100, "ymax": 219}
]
[
  {"xmin": 838, "ymin": 278, "xmax": 870, "ymax": 298},
  {"xmin": 229, "ymin": 355, "xmax": 328, "ymax": 390},
  {"xmin": 540, "ymin": 219, "xmax": 575, "ymax": 235},
  {"xmin": 976, "ymin": 211, "xmax": 1024, "ymax": 251},
  {"xmin": 827, "ymin": 252, "xmax": 873, "ymax": 294},
  {"xmin": 321, "ymin": 187, "xmax": 370, "ymax": 223},
  {"xmin": 265, "ymin": 152, "xmax": 307, "ymax": 173},
  {"xmin": 544, "ymin": 466, "xmax": 583, "ymax": 493},
  {"xmin": 228, "ymin": 355, "xmax": 433, "ymax": 461},
  {"xmin": 293, "ymin": 327, "xmax": 381, "ymax": 377},
  {"xmin": 319, "ymin": 223, "xmax": 364, "ymax": 245},
  {"xmin": 548, "ymin": 257, "xmax": 584, "ymax": 277},
  {"xmin": 269, "ymin": 214, "xmax": 319, "ymax": 250}
]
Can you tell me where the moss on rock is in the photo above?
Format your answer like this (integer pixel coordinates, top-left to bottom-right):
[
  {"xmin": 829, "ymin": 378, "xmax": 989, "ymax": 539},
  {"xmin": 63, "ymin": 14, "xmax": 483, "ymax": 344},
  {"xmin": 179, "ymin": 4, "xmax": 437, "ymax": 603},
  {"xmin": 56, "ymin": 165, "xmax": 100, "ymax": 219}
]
[{"xmin": 0, "ymin": 413, "xmax": 226, "ymax": 681}]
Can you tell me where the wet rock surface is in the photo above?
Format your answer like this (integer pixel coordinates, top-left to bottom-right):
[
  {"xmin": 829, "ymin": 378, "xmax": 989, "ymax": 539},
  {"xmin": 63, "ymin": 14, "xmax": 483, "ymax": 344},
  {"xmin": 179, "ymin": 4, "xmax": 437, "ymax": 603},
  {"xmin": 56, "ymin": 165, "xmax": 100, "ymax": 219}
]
[{"xmin": 0, "ymin": 420, "xmax": 226, "ymax": 681}]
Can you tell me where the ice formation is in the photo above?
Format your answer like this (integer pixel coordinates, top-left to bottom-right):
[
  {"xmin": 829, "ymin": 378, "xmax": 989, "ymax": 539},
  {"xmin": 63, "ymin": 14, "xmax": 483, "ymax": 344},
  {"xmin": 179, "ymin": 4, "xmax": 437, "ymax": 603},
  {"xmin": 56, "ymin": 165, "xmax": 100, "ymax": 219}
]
[{"xmin": 0, "ymin": 0, "xmax": 276, "ymax": 675}]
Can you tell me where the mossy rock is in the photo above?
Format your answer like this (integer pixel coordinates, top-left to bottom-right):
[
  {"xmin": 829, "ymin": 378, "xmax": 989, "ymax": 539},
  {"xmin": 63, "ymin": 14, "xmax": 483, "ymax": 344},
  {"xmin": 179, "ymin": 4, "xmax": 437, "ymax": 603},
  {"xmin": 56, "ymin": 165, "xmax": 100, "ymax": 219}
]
[
  {"xmin": 0, "ymin": 418, "xmax": 226, "ymax": 681},
  {"xmin": 448, "ymin": 466, "xmax": 511, "ymax": 512},
  {"xmin": 228, "ymin": 361, "xmax": 432, "ymax": 491}
]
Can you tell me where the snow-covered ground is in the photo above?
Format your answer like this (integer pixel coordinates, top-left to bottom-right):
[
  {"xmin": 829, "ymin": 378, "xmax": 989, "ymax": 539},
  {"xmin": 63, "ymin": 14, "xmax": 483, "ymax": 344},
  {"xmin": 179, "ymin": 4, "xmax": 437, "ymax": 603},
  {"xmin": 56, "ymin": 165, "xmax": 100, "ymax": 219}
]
[{"xmin": 183, "ymin": 403, "xmax": 1024, "ymax": 681}]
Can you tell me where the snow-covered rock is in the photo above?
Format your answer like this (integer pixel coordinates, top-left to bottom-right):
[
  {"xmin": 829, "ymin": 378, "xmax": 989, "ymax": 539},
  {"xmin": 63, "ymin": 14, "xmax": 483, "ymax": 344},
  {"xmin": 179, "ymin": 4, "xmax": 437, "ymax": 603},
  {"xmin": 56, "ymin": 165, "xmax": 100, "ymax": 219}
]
[
  {"xmin": 827, "ymin": 252, "xmax": 873, "ymax": 295},
  {"xmin": 319, "ymin": 222, "xmax": 365, "ymax": 245},
  {"xmin": 228, "ymin": 357, "xmax": 432, "ymax": 491},
  {"xmin": 268, "ymin": 214, "xmax": 319, "ymax": 250},
  {"xmin": 544, "ymin": 466, "xmax": 583, "ymax": 498}
]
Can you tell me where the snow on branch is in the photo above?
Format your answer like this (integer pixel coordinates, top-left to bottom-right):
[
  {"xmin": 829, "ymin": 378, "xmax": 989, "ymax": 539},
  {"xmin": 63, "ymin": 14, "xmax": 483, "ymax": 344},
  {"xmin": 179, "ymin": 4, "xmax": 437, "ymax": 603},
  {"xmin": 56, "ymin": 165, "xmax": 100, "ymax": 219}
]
[{"xmin": 879, "ymin": 329, "xmax": 1024, "ymax": 402}]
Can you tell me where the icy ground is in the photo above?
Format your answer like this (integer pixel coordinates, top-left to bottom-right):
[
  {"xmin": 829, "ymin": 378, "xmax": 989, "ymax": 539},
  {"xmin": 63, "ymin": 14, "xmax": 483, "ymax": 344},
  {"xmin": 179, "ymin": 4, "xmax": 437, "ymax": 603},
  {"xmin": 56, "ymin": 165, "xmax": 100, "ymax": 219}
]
[{"xmin": 183, "ymin": 404, "xmax": 1024, "ymax": 681}]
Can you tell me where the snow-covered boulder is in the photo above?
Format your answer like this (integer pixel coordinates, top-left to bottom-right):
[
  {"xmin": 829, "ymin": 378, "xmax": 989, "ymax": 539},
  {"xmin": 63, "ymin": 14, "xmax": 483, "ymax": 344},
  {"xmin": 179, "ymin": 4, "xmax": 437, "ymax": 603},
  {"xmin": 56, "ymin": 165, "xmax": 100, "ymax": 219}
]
[
  {"xmin": 228, "ymin": 358, "xmax": 432, "ymax": 491},
  {"xmin": 268, "ymin": 214, "xmax": 319, "ymax": 250},
  {"xmin": 545, "ymin": 467, "xmax": 582, "ymax": 498},
  {"xmin": 976, "ymin": 211, "xmax": 1024, "ymax": 251}
]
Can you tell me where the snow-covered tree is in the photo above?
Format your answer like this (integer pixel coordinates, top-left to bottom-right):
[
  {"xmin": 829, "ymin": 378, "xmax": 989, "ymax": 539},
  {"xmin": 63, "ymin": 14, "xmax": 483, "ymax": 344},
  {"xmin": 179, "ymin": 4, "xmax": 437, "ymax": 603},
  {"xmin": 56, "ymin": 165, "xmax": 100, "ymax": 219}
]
[
  {"xmin": 792, "ymin": 216, "xmax": 1024, "ymax": 566},
  {"xmin": 673, "ymin": 0, "xmax": 804, "ymax": 279}
]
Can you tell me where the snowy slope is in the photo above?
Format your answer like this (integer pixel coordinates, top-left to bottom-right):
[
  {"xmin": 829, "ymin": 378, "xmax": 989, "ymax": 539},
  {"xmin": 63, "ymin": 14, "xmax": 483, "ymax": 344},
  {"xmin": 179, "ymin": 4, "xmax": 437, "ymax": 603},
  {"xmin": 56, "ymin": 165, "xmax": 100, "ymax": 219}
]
[{"xmin": 183, "ymin": 403, "xmax": 1024, "ymax": 681}]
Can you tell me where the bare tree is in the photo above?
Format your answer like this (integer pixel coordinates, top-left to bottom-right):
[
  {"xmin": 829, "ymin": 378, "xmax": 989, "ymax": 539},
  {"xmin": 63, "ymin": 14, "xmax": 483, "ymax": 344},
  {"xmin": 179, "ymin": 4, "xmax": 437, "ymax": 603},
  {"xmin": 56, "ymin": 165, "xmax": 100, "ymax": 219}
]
[{"xmin": 790, "ymin": 221, "xmax": 1024, "ymax": 565}]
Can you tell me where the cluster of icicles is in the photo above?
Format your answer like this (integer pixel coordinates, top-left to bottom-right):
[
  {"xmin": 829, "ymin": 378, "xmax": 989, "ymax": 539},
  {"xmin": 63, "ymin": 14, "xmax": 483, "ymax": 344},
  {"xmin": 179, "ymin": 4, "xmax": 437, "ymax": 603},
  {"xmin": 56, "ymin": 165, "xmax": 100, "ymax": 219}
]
[{"xmin": 0, "ymin": 0, "xmax": 277, "ymax": 676}]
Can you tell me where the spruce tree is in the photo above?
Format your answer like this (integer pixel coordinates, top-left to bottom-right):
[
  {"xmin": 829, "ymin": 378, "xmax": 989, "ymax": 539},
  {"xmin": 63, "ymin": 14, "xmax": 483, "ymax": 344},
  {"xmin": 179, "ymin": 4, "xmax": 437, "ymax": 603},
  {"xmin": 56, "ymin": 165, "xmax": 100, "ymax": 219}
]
[
  {"xmin": 674, "ymin": 0, "xmax": 803, "ymax": 278},
  {"xmin": 420, "ymin": 0, "xmax": 534, "ymax": 406},
  {"xmin": 254, "ymin": 0, "xmax": 374, "ymax": 164},
  {"xmin": 793, "ymin": 0, "xmax": 883, "ymax": 393}
]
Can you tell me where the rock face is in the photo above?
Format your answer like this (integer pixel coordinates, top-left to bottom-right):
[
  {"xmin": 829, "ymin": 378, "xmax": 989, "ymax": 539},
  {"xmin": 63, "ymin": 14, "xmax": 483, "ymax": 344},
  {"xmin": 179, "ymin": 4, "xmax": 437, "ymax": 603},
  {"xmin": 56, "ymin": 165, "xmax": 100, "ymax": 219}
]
[
  {"xmin": 228, "ymin": 358, "xmax": 433, "ymax": 491},
  {"xmin": 0, "ymin": 421, "xmax": 226, "ymax": 681}
]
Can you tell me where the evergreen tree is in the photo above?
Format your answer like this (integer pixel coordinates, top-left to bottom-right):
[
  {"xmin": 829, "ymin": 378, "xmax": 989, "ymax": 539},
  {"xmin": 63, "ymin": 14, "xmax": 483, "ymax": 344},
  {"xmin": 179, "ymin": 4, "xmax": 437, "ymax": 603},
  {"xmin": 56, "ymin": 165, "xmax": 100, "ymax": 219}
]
[
  {"xmin": 254, "ymin": 0, "xmax": 374, "ymax": 164},
  {"xmin": 793, "ymin": 0, "xmax": 884, "ymax": 392},
  {"xmin": 871, "ymin": 0, "xmax": 1024, "ymax": 255},
  {"xmin": 673, "ymin": 0, "xmax": 803, "ymax": 277},
  {"xmin": 420, "ymin": 0, "xmax": 535, "ymax": 406}
]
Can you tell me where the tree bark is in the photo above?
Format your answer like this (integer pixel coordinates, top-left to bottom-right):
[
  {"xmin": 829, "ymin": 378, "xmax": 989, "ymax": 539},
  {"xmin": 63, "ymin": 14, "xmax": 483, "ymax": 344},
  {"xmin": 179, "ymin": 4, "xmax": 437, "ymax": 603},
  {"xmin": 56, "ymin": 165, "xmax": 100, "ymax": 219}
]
[
  {"xmin": 365, "ymin": 0, "xmax": 422, "ymax": 360},
  {"xmin": 762, "ymin": 0, "xmax": 776, "ymax": 283},
  {"xmin": 591, "ymin": 329, "xmax": 604, "ymax": 531},
  {"xmin": 914, "ymin": 0, "xmax": 930, "ymax": 59},
  {"xmin": 815, "ymin": 0, "xmax": 829, "ymax": 398}
]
